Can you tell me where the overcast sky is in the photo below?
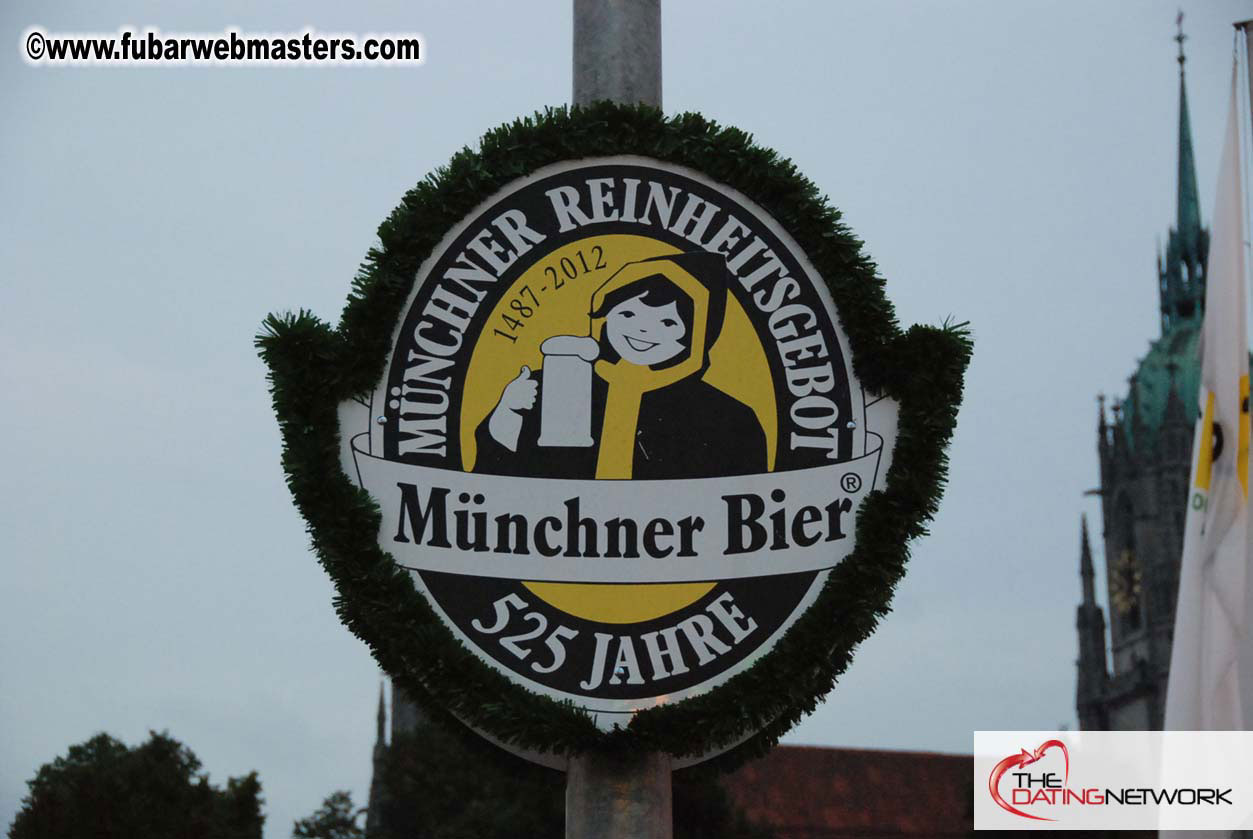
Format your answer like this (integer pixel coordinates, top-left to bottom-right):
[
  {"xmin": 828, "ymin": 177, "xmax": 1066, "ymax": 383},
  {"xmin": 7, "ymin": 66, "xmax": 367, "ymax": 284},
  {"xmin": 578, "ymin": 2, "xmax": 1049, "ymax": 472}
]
[{"xmin": 3, "ymin": 1, "xmax": 1252, "ymax": 836}]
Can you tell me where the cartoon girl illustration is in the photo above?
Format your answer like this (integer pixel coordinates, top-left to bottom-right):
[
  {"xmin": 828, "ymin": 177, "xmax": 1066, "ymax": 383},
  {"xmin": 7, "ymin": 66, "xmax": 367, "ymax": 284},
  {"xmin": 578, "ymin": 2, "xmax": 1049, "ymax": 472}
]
[{"xmin": 474, "ymin": 251, "xmax": 767, "ymax": 479}]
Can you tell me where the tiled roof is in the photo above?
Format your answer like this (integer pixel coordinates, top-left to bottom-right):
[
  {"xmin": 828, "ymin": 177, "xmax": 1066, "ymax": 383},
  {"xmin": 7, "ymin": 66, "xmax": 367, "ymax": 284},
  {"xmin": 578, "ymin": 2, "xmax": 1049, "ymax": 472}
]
[{"xmin": 721, "ymin": 745, "xmax": 972, "ymax": 838}]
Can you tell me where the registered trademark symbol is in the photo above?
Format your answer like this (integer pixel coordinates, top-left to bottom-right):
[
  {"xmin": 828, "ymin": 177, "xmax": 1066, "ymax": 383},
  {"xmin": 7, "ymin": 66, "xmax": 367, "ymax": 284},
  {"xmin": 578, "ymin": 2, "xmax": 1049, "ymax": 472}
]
[{"xmin": 840, "ymin": 472, "xmax": 862, "ymax": 493}]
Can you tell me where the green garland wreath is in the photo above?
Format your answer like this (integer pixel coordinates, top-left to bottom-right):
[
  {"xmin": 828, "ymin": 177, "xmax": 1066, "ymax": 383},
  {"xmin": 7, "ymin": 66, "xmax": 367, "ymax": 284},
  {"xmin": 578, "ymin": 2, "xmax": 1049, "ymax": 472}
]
[{"xmin": 258, "ymin": 101, "xmax": 970, "ymax": 770}]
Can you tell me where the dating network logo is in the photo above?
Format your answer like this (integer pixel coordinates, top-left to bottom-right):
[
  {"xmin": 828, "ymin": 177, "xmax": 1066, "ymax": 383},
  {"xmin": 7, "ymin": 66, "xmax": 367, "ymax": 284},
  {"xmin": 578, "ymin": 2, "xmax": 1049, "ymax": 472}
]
[
  {"xmin": 977, "ymin": 732, "xmax": 1243, "ymax": 830},
  {"xmin": 987, "ymin": 737, "xmax": 1233, "ymax": 821},
  {"xmin": 988, "ymin": 739, "xmax": 1071, "ymax": 821}
]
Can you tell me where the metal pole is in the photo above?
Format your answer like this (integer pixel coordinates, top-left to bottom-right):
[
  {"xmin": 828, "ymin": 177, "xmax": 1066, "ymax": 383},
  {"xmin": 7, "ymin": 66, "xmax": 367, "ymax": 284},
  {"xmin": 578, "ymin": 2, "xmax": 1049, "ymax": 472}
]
[
  {"xmin": 1238, "ymin": 21, "xmax": 1253, "ymax": 132},
  {"xmin": 573, "ymin": 0, "xmax": 662, "ymax": 108},
  {"xmin": 566, "ymin": 751, "xmax": 672, "ymax": 839},
  {"xmin": 568, "ymin": 2, "xmax": 670, "ymax": 835}
]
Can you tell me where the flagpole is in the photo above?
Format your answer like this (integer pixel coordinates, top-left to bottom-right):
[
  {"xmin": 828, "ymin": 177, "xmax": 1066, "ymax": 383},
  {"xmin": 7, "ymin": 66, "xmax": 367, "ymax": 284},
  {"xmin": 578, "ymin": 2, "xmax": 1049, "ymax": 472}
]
[
  {"xmin": 567, "ymin": 6, "xmax": 671, "ymax": 838},
  {"xmin": 1238, "ymin": 21, "xmax": 1253, "ymax": 125}
]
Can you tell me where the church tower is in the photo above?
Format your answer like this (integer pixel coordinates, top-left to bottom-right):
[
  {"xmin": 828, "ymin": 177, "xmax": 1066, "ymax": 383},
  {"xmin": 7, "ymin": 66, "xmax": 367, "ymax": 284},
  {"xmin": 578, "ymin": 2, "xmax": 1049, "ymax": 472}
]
[
  {"xmin": 365, "ymin": 683, "xmax": 388, "ymax": 836},
  {"xmin": 1077, "ymin": 18, "xmax": 1209, "ymax": 731},
  {"xmin": 364, "ymin": 681, "xmax": 428, "ymax": 831},
  {"xmin": 1076, "ymin": 516, "xmax": 1109, "ymax": 730}
]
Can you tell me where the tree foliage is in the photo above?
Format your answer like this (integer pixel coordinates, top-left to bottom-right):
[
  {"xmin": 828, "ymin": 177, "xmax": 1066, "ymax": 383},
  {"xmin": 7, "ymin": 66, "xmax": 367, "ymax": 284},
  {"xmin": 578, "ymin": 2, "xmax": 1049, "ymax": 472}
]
[
  {"xmin": 8, "ymin": 731, "xmax": 263, "ymax": 839},
  {"xmin": 292, "ymin": 791, "xmax": 363, "ymax": 839}
]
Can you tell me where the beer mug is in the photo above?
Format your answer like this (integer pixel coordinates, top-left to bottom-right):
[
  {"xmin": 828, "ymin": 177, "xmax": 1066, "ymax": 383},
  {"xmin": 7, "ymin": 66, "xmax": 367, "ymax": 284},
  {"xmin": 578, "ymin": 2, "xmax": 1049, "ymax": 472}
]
[{"xmin": 537, "ymin": 335, "xmax": 600, "ymax": 447}]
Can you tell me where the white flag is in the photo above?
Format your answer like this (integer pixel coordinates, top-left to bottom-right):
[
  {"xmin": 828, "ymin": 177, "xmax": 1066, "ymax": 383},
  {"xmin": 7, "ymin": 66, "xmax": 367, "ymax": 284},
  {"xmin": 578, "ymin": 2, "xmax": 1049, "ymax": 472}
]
[{"xmin": 1164, "ymin": 61, "xmax": 1251, "ymax": 734}]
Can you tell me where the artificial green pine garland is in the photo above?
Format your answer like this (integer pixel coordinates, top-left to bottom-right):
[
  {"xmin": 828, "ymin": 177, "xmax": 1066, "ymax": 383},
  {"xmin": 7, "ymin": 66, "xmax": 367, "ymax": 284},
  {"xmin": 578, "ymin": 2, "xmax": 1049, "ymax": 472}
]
[{"xmin": 258, "ymin": 102, "xmax": 971, "ymax": 769}]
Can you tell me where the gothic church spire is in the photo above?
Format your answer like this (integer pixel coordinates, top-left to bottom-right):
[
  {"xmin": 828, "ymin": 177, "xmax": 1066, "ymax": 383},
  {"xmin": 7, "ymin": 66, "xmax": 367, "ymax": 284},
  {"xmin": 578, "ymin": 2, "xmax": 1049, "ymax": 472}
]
[
  {"xmin": 1159, "ymin": 12, "xmax": 1208, "ymax": 333},
  {"xmin": 1080, "ymin": 515, "xmax": 1097, "ymax": 606},
  {"xmin": 1174, "ymin": 16, "xmax": 1201, "ymax": 255},
  {"xmin": 1076, "ymin": 515, "xmax": 1109, "ymax": 729},
  {"xmin": 376, "ymin": 681, "xmax": 387, "ymax": 744},
  {"xmin": 366, "ymin": 682, "xmax": 388, "ymax": 836}
]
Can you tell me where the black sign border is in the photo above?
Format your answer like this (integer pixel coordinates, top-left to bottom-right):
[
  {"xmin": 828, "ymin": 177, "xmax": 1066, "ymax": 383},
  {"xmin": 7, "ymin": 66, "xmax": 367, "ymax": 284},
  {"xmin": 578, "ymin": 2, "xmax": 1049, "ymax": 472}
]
[{"xmin": 259, "ymin": 103, "xmax": 971, "ymax": 770}]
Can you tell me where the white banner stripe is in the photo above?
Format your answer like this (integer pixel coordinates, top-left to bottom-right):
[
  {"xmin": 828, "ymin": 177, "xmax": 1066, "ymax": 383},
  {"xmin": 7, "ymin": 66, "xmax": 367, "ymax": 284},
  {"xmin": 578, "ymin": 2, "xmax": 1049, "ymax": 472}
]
[{"xmin": 353, "ymin": 436, "xmax": 881, "ymax": 583}]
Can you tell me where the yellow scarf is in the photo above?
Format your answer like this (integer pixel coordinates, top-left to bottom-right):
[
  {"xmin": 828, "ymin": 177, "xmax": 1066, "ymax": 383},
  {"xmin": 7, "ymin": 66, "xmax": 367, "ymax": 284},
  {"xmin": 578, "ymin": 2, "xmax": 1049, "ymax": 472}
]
[
  {"xmin": 588, "ymin": 263, "xmax": 709, "ymax": 479},
  {"xmin": 593, "ymin": 357, "xmax": 701, "ymax": 479}
]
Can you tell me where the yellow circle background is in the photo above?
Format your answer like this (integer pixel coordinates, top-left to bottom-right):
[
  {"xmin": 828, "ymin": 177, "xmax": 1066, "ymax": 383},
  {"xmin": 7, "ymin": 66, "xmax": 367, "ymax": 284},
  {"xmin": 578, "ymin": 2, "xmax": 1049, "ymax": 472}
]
[{"xmin": 460, "ymin": 234, "xmax": 777, "ymax": 623}]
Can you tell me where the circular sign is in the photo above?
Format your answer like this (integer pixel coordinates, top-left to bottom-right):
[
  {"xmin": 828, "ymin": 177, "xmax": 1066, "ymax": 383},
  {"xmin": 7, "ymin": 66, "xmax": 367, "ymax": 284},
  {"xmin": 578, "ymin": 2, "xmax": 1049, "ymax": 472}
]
[
  {"xmin": 351, "ymin": 157, "xmax": 889, "ymax": 726},
  {"xmin": 260, "ymin": 105, "xmax": 968, "ymax": 766}
]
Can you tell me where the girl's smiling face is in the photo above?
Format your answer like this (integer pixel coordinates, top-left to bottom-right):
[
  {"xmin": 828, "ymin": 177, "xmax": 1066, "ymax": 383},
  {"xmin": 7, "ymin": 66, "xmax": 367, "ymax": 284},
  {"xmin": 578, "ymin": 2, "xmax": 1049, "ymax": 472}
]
[{"xmin": 605, "ymin": 292, "xmax": 687, "ymax": 366}]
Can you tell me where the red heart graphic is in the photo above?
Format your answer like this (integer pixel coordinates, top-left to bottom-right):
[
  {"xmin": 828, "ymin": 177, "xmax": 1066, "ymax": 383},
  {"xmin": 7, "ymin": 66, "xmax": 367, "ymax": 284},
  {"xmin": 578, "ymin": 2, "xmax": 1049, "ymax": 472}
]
[{"xmin": 988, "ymin": 740, "xmax": 1070, "ymax": 821}]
